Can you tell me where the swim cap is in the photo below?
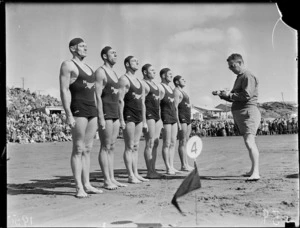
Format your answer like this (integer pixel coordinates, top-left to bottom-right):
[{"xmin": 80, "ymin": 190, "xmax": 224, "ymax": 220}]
[
  {"xmin": 69, "ymin": 38, "xmax": 84, "ymax": 47},
  {"xmin": 124, "ymin": 56, "xmax": 134, "ymax": 67},
  {"xmin": 173, "ymin": 75, "xmax": 182, "ymax": 85},
  {"xmin": 159, "ymin": 68, "xmax": 171, "ymax": 78},
  {"xmin": 100, "ymin": 46, "xmax": 112, "ymax": 60},
  {"xmin": 141, "ymin": 64, "xmax": 152, "ymax": 74}
]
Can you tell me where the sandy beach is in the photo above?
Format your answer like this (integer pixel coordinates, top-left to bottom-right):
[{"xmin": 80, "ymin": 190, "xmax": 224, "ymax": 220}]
[{"xmin": 7, "ymin": 134, "xmax": 299, "ymax": 227}]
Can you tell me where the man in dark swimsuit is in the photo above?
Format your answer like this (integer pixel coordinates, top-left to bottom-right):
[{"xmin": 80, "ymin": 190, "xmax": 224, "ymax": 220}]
[
  {"xmin": 141, "ymin": 64, "xmax": 163, "ymax": 179},
  {"xmin": 94, "ymin": 46, "xmax": 127, "ymax": 190},
  {"xmin": 173, "ymin": 75, "xmax": 193, "ymax": 171},
  {"xmin": 60, "ymin": 38, "xmax": 102, "ymax": 198},
  {"xmin": 158, "ymin": 68, "xmax": 180, "ymax": 175},
  {"xmin": 118, "ymin": 56, "xmax": 149, "ymax": 183}
]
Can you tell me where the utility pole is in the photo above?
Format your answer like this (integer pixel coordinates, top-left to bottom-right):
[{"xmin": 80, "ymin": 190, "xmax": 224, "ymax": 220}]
[
  {"xmin": 21, "ymin": 77, "xmax": 24, "ymax": 90},
  {"xmin": 281, "ymin": 92, "xmax": 285, "ymax": 105}
]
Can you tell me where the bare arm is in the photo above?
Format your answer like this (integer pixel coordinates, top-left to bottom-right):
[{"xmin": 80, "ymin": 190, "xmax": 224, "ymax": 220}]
[
  {"xmin": 59, "ymin": 61, "xmax": 75, "ymax": 127},
  {"xmin": 140, "ymin": 80, "xmax": 148, "ymax": 130},
  {"xmin": 158, "ymin": 83, "xmax": 165, "ymax": 101},
  {"xmin": 142, "ymin": 80, "xmax": 150, "ymax": 97},
  {"xmin": 118, "ymin": 75, "xmax": 129, "ymax": 129},
  {"xmin": 174, "ymin": 88, "xmax": 182, "ymax": 129},
  {"xmin": 94, "ymin": 67, "xmax": 106, "ymax": 129}
]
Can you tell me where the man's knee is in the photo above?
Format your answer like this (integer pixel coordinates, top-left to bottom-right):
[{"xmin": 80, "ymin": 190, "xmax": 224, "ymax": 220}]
[
  {"xmin": 85, "ymin": 143, "xmax": 93, "ymax": 154},
  {"xmin": 153, "ymin": 138, "xmax": 159, "ymax": 148},
  {"xmin": 133, "ymin": 144, "xmax": 139, "ymax": 152},
  {"xmin": 163, "ymin": 141, "xmax": 171, "ymax": 148},
  {"xmin": 101, "ymin": 143, "xmax": 111, "ymax": 152},
  {"xmin": 73, "ymin": 143, "xmax": 85, "ymax": 155},
  {"xmin": 178, "ymin": 136, "xmax": 187, "ymax": 146},
  {"xmin": 243, "ymin": 134, "xmax": 255, "ymax": 146},
  {"xmin": 146, "ymin": 137, "xmax": 155, "ymax": 149},
  {"xmin": 170, "ymin": 141, "xmax": 176, "ymax": 149},
  {"xmin": 110, "ymin": 141, "xmax": 116, "ymax": 151},
  {"xmin": 126, "ymin": 142, "xmax": 135, "ymax": 151}
]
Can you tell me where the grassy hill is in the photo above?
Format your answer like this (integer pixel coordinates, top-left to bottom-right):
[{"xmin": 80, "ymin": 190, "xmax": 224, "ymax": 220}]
[
  {"xmin": 258, "ymin": 101, "xmax": 298, "ymax": 118},
  {"xmin": 215, "ymin": 101, "xmax": 297, "ymax": 119}
]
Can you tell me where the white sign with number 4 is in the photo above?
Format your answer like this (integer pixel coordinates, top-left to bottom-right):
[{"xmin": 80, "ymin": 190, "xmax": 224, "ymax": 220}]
[{"xmin": 186, "ymin": 136, "xmax": 203, "ymax": 159}]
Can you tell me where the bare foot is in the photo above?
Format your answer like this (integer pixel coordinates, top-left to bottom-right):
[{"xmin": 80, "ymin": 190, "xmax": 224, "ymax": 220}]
[
  {"xmin": 146, "ymin": 172, "xmax": 162, "ymax": 179},
  {"xmin": 166, "ymin": 169, "xmax": 175, "ymax": 175},
  {"xmin": 103, "ymin": 184, "xmax": 118, "ymax": 190},
  {"xmin": 181, "ymin": 165, "xmax": 194, "ymax": 172},
  {"xmin": 84, "ymin": 185, "xmax": 103, "ymax": 194},
  {"xmin": 103, "ymin": 180, "xmax": 118, "ymax": 190},
  {"xmin": 172, "ymin": 168, "xmax": 183, "ymax": 174},
  {"xmin": 111, "ymin": 179, "xmax": 127, "ymax": 187},
  {"xmin": 128, "ymin": 176, "xmax": 142, "ymax": 184},
  {"xmin": 242, "ymin": 169, "xmax": 254, "ymax": 177},
  {"xmin": 246, "ymin": 174, "xmax": 260, "ymax": 181},
  {"xmin": 75, "ymin": 188, "xmax": 89, "ymax": 198},
  {"xmin": 135, "ymin": 174, "xmax": 149, "ymax": 182}
]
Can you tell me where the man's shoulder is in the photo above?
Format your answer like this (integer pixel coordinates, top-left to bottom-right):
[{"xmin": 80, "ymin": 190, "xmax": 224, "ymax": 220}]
[
  {"xmin": 173, "ymin": 87, "xmax": 182, "ymax": 95},
  {"xmin": 94, "ymin": 66, "xmax": 106, "ymax": 79},
  {"xmin": 62, "ymin": 59, "xmax": 74, "ymax": 65},
  {"xmin": 61, "ymin": 59, "xmax": 75, "ymax": 69},
  {"xmin": 119, "ymin": 74, "xmax": 130, "ymax": 85},
  {"xmin": 141, "ymin": 79, "xmax": 149, "ymax": 88},
  {"xmin": 240, "ymin": 70, "xmax": 258, "ymax": 82},
  {"xmin": 242, "ymin": 70, "xmax": 256, "ymax": 78}
]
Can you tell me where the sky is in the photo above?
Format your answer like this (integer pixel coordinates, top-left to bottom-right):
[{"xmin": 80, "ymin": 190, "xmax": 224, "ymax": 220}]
[{"xmin": 6, "ymin": 3, "xmax": 297, "ymax": 108}]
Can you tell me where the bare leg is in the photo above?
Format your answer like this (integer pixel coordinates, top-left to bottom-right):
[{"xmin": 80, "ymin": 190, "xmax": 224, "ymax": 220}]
[
  {"xmin": 98, "ymin": 120, "xmax": 118, "ymax": 190},
  {"xmin": 169, "ymin": 123, "xmax": 179, "ymax": 173},
  {"xmin": 162, "ymin": 124, "xmax": 173, "ymax": 174},
  {"xmin": 109, "ymin": 120, "xmax": 127, "ymax": 187},
  {"xmin": 123, "ymin": 122, "xmax": 141, "ymax": 184},
  {"xmin": 243, "ymin": 133, "xmax": 260, "ymax": 180},
  {"xmin": 71, "ymin": 118, "xmax": 88, "ymax": 198},
  {"xmin": 82, "ymin": 117, "xmax": 103, "ymax": 194},
  {"xmin": 144, "ymin": 119, "xmax": 161, "ymax": 178},
  {"xmin": 178, "ymin": 123, "xmax": 193, "ymax": 171},
  {"xmin": 151, "ymin": 120, "xmax": 163, "ymax": 177},
  {"xmin": 133, "ymin": 122, "xmax": 149, "ymax": 182}
]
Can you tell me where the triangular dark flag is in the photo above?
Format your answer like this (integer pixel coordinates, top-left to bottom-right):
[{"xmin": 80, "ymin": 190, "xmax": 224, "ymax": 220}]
[{"xmin": 171, "ymin": 161, "xmax": 201, "ymax": 214}]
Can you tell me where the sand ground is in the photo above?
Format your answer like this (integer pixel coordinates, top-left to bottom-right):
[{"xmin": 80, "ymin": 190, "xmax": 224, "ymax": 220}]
[{"xmin": 7, "ymin": 134, "xmax": 299, "ymax": 227}]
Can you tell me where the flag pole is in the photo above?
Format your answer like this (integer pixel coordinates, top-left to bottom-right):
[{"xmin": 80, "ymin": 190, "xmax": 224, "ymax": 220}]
[{"xmin": 194, "ymin": 159, "xmax": 198, "ymax": 225}]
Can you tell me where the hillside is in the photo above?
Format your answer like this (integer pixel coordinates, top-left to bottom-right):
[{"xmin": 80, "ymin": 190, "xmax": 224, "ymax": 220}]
[
  {"xmin": 258, "ymin": 101, "xmax": 298, "ymax": 118},
  {"xmin": 7, "ymin": 87, "xmax": 297, "ymax": 119},
  {"xmin": 215, "ymin": 101, "xmax": 297, "ymax": 119}
]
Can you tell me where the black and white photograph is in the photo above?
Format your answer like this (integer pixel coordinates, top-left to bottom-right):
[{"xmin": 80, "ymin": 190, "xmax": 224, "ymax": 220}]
[{"xmin": 5, "ymin": 2, "xmax": 298, "ymax": 227}]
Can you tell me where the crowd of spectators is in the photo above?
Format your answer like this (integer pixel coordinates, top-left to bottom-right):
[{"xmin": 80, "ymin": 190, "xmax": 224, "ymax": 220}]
[
  {"xmin": 6, "ymin": 87, "xmax": 298, "ymax": 144},
  {"xmin": 257, "ymin": 118, "xmax": 298, "ymax": 135},
  {"xmin": 191, "ymin": 117, "xmax": 298, "ymax": 138},
  {"xmin": 7, "ymin": 87, "xmax": 72, "ymax": 143},
  {"xmin": 191, "ymin": 119, "xmax": 239, "ymax": 137}
]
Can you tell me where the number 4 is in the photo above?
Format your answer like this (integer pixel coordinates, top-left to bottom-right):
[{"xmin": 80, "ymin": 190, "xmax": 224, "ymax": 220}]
[{"xmin": 191, "ymin": 142, "xmax": 197, "ymax": 153}]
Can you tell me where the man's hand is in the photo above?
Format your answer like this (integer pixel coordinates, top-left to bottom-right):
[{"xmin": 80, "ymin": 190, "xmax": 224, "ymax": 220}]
[
  {"xmin": 143, "ymin": 121, "xmax": 148, "ymax": 132},
  {"xmin": 66, "ymin": 115, "xmax": 76, "ymax": 128},
  {"xmin": 178, "ymin": 123, "xmax": 182, "ymax": 131},
  {"xmin": 219, "ymin": 90, "xmax": 231, "ymax": 100},
  {"xmin": 98, "ymin": 117, "xmax": 106, "ymax": 130},
  {"xmin": 212, "ymin": 90, "xmax": 221, "ymax": 96},
  {"xmin": 120, "ymin": 120, "xmax": 126, "ymax": 130}
]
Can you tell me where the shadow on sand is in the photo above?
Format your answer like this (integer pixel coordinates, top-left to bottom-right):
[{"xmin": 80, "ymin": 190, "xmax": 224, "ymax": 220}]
[
  {"xmin": 7, "ymin": 169, "xmax": 254, "ymax": 197},
  {"xmin": 7, "ymin": 171, "xmax": 105, "ymax": 196},
  {"xmin": 7, "ymin": 168, "xmax": 190, "ymax": 197}
]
